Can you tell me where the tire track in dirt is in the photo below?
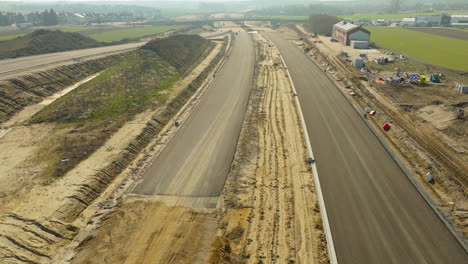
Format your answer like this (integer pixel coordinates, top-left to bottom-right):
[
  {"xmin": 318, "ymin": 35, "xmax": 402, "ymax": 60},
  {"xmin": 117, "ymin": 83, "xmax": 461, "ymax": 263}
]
[{"xmin": 211, "ymin": 33, "xmax": 328, "ymax": 264}]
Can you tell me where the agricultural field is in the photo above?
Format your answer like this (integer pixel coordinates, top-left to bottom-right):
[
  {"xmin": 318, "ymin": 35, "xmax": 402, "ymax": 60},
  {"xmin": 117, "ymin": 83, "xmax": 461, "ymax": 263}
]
[
  {"xmin": 88, "ymin": 25, "xmax": 185, "ymax": 42},
  {"xmin": 365, "ymin": 26, "xmax": 468, "ymax": 72},
  {"xmin": 340, "ymin": 11, "xmax": 468, "ymax": 20},
  {"xmin": 59, "ymin": 27, "xmax": 99, "ymax": 32},
  {"xmin": 409, "ymin": 27, "xmax": 468, "ymax": 40},
  {"xmin": 0, "ymin": 33, "xmax": 26, "ymax": 41}
]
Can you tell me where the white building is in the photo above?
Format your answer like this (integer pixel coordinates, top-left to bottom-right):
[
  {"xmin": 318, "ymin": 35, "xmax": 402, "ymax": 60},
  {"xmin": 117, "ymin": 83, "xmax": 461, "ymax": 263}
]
[
  {"xmin": 451, "ymin": 15, "xmax": 468, "ymax": 28},
  {"xmin": 400, "ymin": 18, "xmax": 416, "ymax": 27}
]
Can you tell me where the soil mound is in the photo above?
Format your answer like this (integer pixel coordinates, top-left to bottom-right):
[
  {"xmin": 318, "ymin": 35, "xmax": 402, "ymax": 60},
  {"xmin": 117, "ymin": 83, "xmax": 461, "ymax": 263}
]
[
  {"xmin": 0, "ymin": 29, "xmax": 102, "ymax": 59},
  {"xmin": 142, "ymin": 34, "xmax": 210, "ymax": 74}
]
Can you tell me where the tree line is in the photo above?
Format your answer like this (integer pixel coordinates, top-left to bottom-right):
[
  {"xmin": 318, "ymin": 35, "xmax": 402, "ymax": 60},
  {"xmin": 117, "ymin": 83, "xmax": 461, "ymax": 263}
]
[
  {"xmin": 0, "ymin": 9, "xmax": 58, "ymax": 26},
  {"xmin": 0, "ymin": 10, "xmax": 143, "ymax": 27}
]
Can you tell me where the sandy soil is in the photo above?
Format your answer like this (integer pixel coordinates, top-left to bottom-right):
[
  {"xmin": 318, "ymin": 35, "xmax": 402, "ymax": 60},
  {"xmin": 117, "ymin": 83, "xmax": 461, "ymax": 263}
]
[
  {"xmin": 210, "ymin": 13, "xmax": 245, "ymax": 19},
  {"xmin": 70, "ymin": 197, "xmax": 217, "ymax": 264},
  {"xmin": 210, "ymin": 33, "xmax": 328, "ymax": 264},
  {"xmin": 244, "ymin": 21, "xmax": 275, "ymax": 32},
  {"xmin": 213, "ymin": 21, "xmax": 244, "ymax": 33},
  {"xmin": 276, "ymin": 25, "xmax": 301, "ymax": 37},
  {"xmin": 416, "ymin": 104, "xmax": 462, "ymax": 130},
  {"xmin": 0, "ymin": 41, "xmax": 224, "ymax": 263},
  {"xmin": 0, "ymin": 74, "xmax": 100, "ymax": 213}
]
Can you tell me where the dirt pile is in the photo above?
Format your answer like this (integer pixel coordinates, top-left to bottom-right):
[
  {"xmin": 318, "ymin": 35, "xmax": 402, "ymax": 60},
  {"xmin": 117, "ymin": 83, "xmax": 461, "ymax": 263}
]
[
  {"xmin": 0, "ymin": 30, "xmax": 102, "ymax": 59},
  {"xmin": 0, "ymin": 54, "xmax": 126, "ymax": 124},
  {"xmin": 142, "ymin": 34, "xmax": 210, "ymax": 74}
]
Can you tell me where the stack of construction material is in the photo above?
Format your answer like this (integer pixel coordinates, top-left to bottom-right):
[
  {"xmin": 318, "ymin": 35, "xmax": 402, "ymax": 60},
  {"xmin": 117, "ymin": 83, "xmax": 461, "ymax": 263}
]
[{"xmin": 455, "ymin": 83, "xmax": 468, "ymax": 94}]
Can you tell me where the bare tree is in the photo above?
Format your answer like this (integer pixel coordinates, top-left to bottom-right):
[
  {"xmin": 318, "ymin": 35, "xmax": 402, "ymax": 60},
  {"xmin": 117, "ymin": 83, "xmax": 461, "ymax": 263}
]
[{"xmin": 308, "ymin": 14, "xmax": 340, "ymax": 36}]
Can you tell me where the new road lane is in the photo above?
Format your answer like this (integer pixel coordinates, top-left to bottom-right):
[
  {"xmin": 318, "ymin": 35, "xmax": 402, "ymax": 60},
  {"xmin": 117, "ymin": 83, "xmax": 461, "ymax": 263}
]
[
  {"xmin": 0, "ymin": 42, "xmax": 144, "ymax": 80},
  {"xmin": 132, "ymin": 32, "xmax": 254, "ymax": 200},
  {"xmin": 265, "ymin": 32, "xmax": 468, "ymax": 264}
]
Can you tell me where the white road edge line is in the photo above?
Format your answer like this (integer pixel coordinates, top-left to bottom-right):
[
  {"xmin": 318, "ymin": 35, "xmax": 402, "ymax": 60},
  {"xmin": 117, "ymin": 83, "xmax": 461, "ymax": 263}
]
[
  {"xmin": 262, "ymin": 33, "xmax": 339, "ymax": 264},
  {"xmin": 299, "ymin": 37, "xmax": 468, "ymax": 252}
]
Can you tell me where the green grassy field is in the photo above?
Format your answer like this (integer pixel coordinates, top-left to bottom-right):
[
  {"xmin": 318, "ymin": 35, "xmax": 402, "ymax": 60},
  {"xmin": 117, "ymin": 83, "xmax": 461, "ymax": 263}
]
[
  {"xmin": 88, "ymin": 25, "xmax": 185, "ymax": 42},
  {"xmin": 451, "ymin": 28, "xmax": 468, "ymax": 32},
  {"xmin": 340, "ymin": 11, "xmax": 468, "ymax": 20},
  {"xmin": 59, "ymin": 27, "xmax": 99, "ymax": 32},
  {"xmin": 0, "ymin": 34, "xmax": 26, "ymax": 41},
  {"xmin": 365, "ymin": 27, "xmax": 468, "ymax": 72}
]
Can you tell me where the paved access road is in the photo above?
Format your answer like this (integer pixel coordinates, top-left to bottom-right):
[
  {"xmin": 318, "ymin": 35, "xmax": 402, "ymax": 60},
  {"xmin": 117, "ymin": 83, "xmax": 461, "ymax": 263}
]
[
  {"xmin": 132, "ymin": 32, "xmax": 254, "ymax": 200},
  {"xmin": 265, "ymin": 32, "xmax": 468, "ymax": 264},
  {"xmin": 0, "ymin": 42, "xmax": 144, "ymax": 80}
]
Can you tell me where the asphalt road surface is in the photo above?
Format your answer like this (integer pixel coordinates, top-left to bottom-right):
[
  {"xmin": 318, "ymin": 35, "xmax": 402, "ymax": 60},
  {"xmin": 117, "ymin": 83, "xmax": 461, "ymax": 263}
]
[
  {"xmin": 0, "ymin": 42, "xmax": 144, "ymax": 80},
  {"xmin": 132, "ymin": 32, "xmax": 254, "ymax": 198},
  {"xmin": 264, "ymin": 32, "xmax": 468, "ymax": 264}
]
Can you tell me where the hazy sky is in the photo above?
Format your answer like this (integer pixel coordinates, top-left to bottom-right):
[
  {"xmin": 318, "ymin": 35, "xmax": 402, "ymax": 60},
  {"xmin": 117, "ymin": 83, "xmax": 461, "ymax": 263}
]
[{"xmin": 0, "ymin": 0, "xmax": 250, "ymax": 1}]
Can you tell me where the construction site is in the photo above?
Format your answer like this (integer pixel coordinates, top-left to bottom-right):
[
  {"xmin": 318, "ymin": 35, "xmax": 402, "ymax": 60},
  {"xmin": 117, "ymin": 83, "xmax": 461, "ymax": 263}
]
[{"xmin": 0, "ymin": 3, "xmax": 467, "ymax": 264}]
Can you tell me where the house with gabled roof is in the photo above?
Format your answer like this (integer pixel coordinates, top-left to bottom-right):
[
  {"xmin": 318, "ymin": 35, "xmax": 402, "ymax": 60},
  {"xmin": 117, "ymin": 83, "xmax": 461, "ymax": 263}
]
[{"xmin": 332, "ymin": 21, "xmax": 370, "ymax": 46}]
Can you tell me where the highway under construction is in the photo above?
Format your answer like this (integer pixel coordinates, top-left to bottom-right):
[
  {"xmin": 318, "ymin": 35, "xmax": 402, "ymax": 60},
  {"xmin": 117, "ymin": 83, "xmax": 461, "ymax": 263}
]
[{"xmin": 0, "ymin": 20, "xmax": 466, "ymax": 264}]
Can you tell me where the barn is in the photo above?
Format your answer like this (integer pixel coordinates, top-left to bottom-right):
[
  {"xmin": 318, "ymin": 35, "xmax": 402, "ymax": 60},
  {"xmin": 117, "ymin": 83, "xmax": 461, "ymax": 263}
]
[{"xmin": 332, "ymin": 21, "xmax": 370, "ymax": 46}]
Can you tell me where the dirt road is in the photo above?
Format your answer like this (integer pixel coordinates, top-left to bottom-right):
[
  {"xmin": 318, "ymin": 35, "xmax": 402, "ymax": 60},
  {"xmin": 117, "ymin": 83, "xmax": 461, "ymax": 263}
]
[
  {"xmin": 132, "ymin": 32, "xmax": 254, "ymax": 201},
  {"xmin": 0, "ymin": 42, "xmax": 144, "ymax": 80},
  {"xmin": 265, "ymin": 32, "xmax": 468, "ymax": 264}
]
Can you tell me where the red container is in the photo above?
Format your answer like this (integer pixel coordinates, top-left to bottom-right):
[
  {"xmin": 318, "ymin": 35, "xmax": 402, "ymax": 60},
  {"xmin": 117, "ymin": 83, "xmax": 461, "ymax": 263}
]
[{"xmin": 383, "ymin": 124, "xmax": 391, "ymax": 131}]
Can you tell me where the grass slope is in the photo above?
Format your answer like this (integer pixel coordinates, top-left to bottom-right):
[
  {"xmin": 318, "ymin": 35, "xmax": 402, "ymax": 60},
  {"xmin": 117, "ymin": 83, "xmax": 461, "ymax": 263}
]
[
  {"xmin": 32, "ymin": 49, "xmax": 179, "ymax": 123},
  {"xmin": 30, "ymin": 35, "xmax": 210, "ymax": 181},
  {"xmin": 366, "ymin": 27, "xmax": 468, "ymax": 72},
  {"xmin": 0, "ymin": 29, "xmax": 102, "ymax": 59},
  {"xmin": 88, "ymin": 25, "xmax": 185, "ymax": 42},
  {"xmin": 0, "ymin": 27, "xmax": 99, "ymax": 41},
  {"xmin": 142, "ymin": 34, "xmax": 210, "ymax": 74},
  {"xmin": 60, "ymin": 27, "xmax": 99, "ymax": 33},
  {"xmin": 341, "ymin": 11, "xmax": 468, "ymax": 20}
]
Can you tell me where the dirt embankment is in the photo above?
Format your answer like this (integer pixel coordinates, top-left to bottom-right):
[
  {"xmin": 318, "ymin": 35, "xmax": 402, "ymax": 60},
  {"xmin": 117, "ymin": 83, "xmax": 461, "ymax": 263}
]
[
  {"xmin": 70, "ymin": 198, "xmax": 217, "ymax": 264},
  {"xmin": 209, "ymin": 33, "xmax": 328, "ymax": 264},
  {"xmin": 0, "ymin": 36, "xmax": 227, "ymax": 264},
  {"xmin": 0, "ymin": 54, "xmax": 126, "ymax": 124},
  {"xmin": 0, "ymin": 30, "xmax": 103, "ymax": 59},
  {"xmin": 50, "ymin": 37, "xmax": 230, "ymax": 264}
]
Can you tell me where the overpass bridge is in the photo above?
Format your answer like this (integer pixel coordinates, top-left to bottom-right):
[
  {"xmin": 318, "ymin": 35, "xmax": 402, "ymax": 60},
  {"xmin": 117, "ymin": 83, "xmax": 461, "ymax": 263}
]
[{"xmin": 153, "ymin": 17, "xmax": 308, "ymax": 26}]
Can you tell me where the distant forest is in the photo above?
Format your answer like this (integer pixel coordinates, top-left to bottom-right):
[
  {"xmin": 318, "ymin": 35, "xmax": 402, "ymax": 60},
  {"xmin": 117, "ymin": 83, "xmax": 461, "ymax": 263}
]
[
  {"xmin": 0, "ymin": 10, "xmax": 60, "ymax": 26},
  {"xmin": 0, "ymin": 9, "xmax": 150, "ymax": 26}
]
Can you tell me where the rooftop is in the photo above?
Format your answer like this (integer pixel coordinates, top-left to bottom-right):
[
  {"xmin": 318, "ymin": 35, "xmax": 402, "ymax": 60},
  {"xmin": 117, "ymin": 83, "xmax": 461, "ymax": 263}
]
[{"xmin": 334, "ymin": 21, "xmax": 359, "ymax": 32}]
